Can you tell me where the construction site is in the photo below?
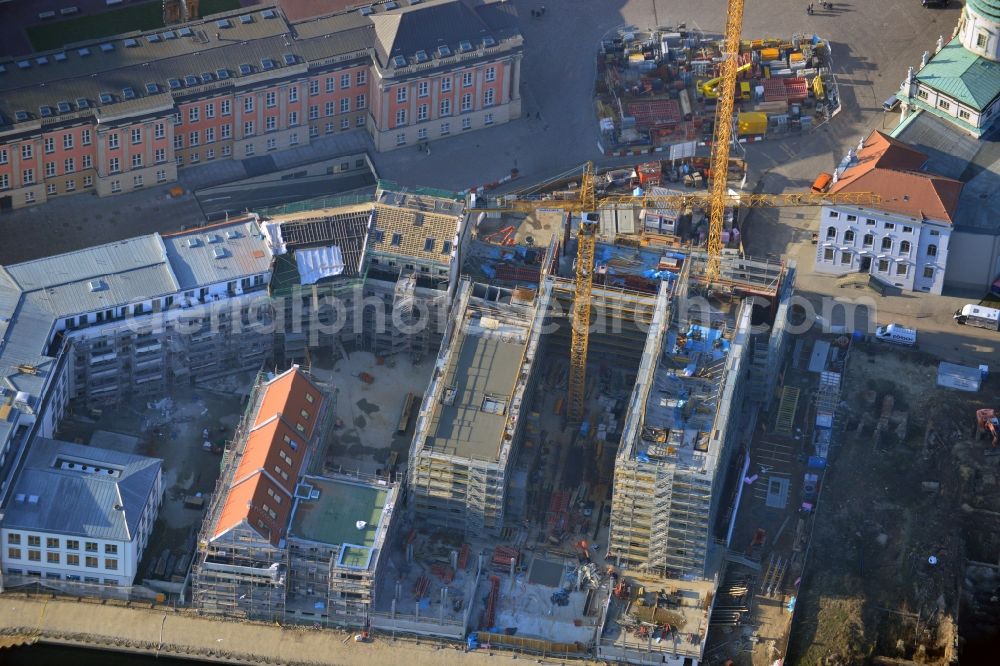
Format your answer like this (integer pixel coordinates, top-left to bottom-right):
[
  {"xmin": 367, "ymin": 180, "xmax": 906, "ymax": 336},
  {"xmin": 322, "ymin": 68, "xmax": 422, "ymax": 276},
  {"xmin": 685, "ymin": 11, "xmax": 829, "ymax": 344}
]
[{"xmin": 596, "ymin": 26, "xmax": 840, "ymax": 155}]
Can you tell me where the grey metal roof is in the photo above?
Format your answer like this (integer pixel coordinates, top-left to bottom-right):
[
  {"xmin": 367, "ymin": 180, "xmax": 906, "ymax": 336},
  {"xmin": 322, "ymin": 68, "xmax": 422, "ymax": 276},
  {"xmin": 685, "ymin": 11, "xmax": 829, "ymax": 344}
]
[
  {"xmin": 2, "ymin": 438, "xmax": 161, "ymax": 541},
  {"xmin": 0, "ymin": 8, "xmax": 369, "ymax": 130},
  {"xmin": 162, "ymin": 219, "xmax": 274, "ymax": 290},
  {"xmin": 424, "ymin": 323, "xmax": 525, "ymax": 460},
  {"xmin": 371, "ymin": 0, "xmax": 518, "ymax": 67}
]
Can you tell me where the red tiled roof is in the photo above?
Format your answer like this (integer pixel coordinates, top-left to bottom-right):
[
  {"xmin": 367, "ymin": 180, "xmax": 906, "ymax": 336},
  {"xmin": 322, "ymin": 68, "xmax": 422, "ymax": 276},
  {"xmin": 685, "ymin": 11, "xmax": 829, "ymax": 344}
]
[
  {"xmin": 212, "ymin": 367, "xmax": 326, "ymax": 546},
  {"xmin": 829, "ymin": 131, "xmax": 963, "ymax": 224}
]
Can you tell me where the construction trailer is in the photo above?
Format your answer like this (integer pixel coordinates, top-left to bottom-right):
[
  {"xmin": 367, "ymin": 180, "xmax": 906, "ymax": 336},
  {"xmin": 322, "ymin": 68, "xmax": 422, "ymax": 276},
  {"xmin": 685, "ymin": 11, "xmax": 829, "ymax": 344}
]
[{"xmin": 408, "ymin": 279, "xmax": 548, "ymax": 536}]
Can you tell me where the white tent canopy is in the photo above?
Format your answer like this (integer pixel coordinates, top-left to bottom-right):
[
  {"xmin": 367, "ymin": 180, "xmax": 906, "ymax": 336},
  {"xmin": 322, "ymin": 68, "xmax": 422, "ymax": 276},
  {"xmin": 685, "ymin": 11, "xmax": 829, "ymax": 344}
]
[{"xmin": 296, "ymin": 246, "xmax": 345, "ymax": 285}]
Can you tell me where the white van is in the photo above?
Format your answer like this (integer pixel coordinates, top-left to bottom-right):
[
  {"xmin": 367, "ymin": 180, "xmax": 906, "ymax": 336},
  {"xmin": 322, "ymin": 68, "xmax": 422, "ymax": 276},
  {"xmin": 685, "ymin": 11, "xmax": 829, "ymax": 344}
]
[
  {"xmin": 874, "ymin": 323, "xmax": 917, "ymax": 346},
  {"xmin": 954, "ymin": 304, "xmax": 1000, "ymax": 331}
]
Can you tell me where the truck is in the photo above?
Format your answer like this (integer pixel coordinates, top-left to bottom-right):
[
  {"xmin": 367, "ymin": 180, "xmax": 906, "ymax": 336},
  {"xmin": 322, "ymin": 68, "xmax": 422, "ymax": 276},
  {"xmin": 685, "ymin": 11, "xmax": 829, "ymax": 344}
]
[
  {"xmin": 874, "ymin": 323, "xmax": 917, "ymax": 346},
  {"xmin": 954, "ymin": 304, "xmax": 1000, "ymax": 331}
]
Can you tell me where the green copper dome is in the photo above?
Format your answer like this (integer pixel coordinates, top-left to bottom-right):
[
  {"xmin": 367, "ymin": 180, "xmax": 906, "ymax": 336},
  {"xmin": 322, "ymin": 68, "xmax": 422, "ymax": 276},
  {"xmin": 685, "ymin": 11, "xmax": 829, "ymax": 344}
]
[{"xmin": 968, "ymin": 0, "xmax": 1000, "ymax": 22}]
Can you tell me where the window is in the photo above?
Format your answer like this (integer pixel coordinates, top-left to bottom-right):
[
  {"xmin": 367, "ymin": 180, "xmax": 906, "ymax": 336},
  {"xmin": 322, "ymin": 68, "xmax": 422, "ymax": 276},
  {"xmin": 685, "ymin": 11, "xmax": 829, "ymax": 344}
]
[
  {"xmin": 917, "ymin": 89, "xmax": 929, "ymax": 100},
  {"xmin": 205, "ymin": 127, "xmax": 215, "ymax": 143},
  {"xmin": 157, "ymin": 169, "xmax": 167, "ymax": 183},
  {"xmin": 22, "ymin": 169, "xmax": 34, "ymax": 185},
  {"xmin": 462, "ymin": 117, "xmax": 472, "ymax": 130},
  {"xmin": 341, "ymin": 117, "xmax": 350, "ymax": 130},
  {"xmin": 267, "ymin": 137, "xmax": 277, "ymax": 151},
  {"xmin": 44, "ymin": 137, "xmax": 54, "ymax": 154},
  {"xmin": 485, "ymin": 112, "xmax": 494, "ymax": 125},
  {"xmin": 25, "ymin": 191, "xmax": 35, "ymax": 203},
  {"xmin": 82, "ymin": 155, "xmax": 92, "ymax": 169},
  {"xmin": 341, "ymin": 73, "xmax": 351, "ymax": 89},
  {"xmin": 356, "ymin": 70, "xmax": 366, "ymax": 86},
  {"xmin": 418, "ymin": 81, "xmax": 428, "ymax": 98},
  {"xmin": 66, "ymin": 554, "xmax": 79, "ymax": 566},
  {"xmin": 442, "ymin": 240, "xmax": 452, "ymax": 254},
  {"xmin": 461, "ymin": 93, "xmax": 472, "ymax": 112},
  {"xmin": 463, "ymin": 72, "xmax": 473, "ymax": 87},
  {"xmin": 85, "ymin": 556, "xmax": 98, "ymax": 568},
  {"xmin": 929, "ymin": 229, "xmax": 940, "ymax": 236},
  {"xmin": 326, "ymin": 77, "xmax": 335, "ymax": 93},
  {"xmin": 440, "ymin": 121, "xmax": 450, "ymax": 135},
  {"xmin": 47, "ymin": 552, "xmax": 60, "ymax": 564},
  {"xmin": 155, "ymin": 123, "xmax": 165, "ymax": 139},
  {"xmin": 7, "ymin": 548, "xmax": 21, "ymax": 560},
  {"xmin": 938, "ymin": 99, "xmax": 951, "ymax": 111},
  {"xmin": 174, "ymin": 135, "xmax": 184, "ymax": 150},
  {"xmin": 288, "ymin": 111, "xmax": 299, "ymax": 126},
  {"xmin": 221, "ymin": 124, "xmax": 232, "ymax": 139},
  {"xmin": 341, "ymin": 98, "xmax": 350, "ymax": 113},
  {"xmin": 977, "ymin": 33, "xmax": 987, "ymax": 48},
  {"xmin": 21, "ymin": 144, "xmax": 33, "ymax": 160},
  {"xmin": 45, "ymin": 162, "xmax": 56, "ymax": 177},
  {"xmin": 110, "ymin": 180, "xmax": 121, "ymax": 193},
  {"xmin": 173, "ymin": 112, "xmax": 182, "ymax": 125},
  {"xmin": 822, "ymin": 248, "xmax": 834, "ymax": 261},
  {"xmin": 417, "ymin": 104, "xmax": 428, "ymax": 121},
  {"xmin": 222, "ymin": 99, "xmax": 231, "ymax": 116},
  {"xmin": 105, "ymin": 558, "xmax": 118, "ymax": 570},
  {"xmin": 82, "ymin": 129, "xmax": 92, "ymax": 146},
  {"xmin": 7, "ymin": 534, "xmax": 20, "ymax": 545},
  {"xmin": 309, "ymin": 80, "xmax": 319, "ymax": 96},
  {"xmin": 440, "ymin": 99, "xmax": 452, "ymax": 116},
  {"xmin": 266, "ymin": 116, "xmax": 277, "ymax": 131},
  {"xmin": 222, "ymin": 145, "xmax": 232, "ymax": 156},
  {"xmin": 245, "ymin": 144, "xmax": 255, "ymax": 156},
  {"xmin": 244, "ymin": 121, "xmax": 255, "ymax": 136},
  {"xmin": 417, "ymin": 127, "xmax": 428, "ymax": 140},
  {"xmin": 484, "ymin": 89, "xmax": 495, "ymax": 106},
  {"xmin": 305, "ymin": 392, "xmax": 315, "ymax": 403},
  {"xmin": 844, "ymin": 230, "xmax": 855, "ymax": 243},
  {"xmin": 133, "ymin": 175, "xmax": 143, "ymax": 188},
  {"xmin": 959, "ymin": 109, "xmax": 971, "ymax": 120},
  {"xmin": 189, "ymin": 106, "xmax": 200, "ymax": 122},
  {"xmin": 356, "ymin": 94, "xmax": 366, "ymax": 110},
  {"xmin": 325, "ymin": 101, "xmax": 336, "ymax": 117},
  {"xmin": 441, "ymin": 77, "xmax": 452, "ymax": 93},
  {"xmin": 0, "ymin": 174, "xmax": 7, "ymax": 190},
  {"xmin": 902, "ymin": 226, "xmax": 913, "ymax": 233},
  {"xmin": 0, "ymin": 149, "xmax": 6, "ymax": 165},
  {"xmin": 109, "ymin": 157, "xmax": 120, "ymax": 173},
  {"xmin": 47, "ymin": 537, "xmax": 59, "ymax": 549},
  {"xmin": 325, "ymin": 122, "xmax": 335, "ymax": 134},
  {"xmin": 878, "ymin": 259, "xmax": 889, "ymax": 272},
  {"xmin": 923, "ymin": 266, "xmax": 934, "ymax": 279},
  {"xmin": 108, "ymin": 133, "xmax": 119, "ymax": 149},
  {"xmin": 863, "ymin": 233, "xmax": 874, "ymax": 247},
  {"xmin": 132, "ymin": 154, "xmax": 143, "ymax": 168},
  {"xmin": 47, "ymin": 183, "xmax": 56, "ymax": 195},
  {"xmin": 840, "ymin": 251, "xmax": 851, "ymax": 265},
  {"xmin": 244, "ymin": 96, "xmax": 254, "ymax": 113},
  {"xmin": 884, "ymin": 222, "xmax": 895, "ymax": 230},
  {"xmin": 391, "ymin": 232, "xmax": 403, "ymax": 246},
  {"xmin": 825, "ymin": 226, "xmax": 837, "ymax": 241},
  {"xmin": 899, "ymin": 240, "xmax": 911, "ymax": 253},
  {"xmin": 206, "ymin": 103, "xmax": 215, "ymax": 119},
  {"xmin": 880, "ymin": 237, "xmax": 892, "ymax": 251},
  {"xmin": 424, "ymin": 238, "xmax": 435, "ymax": 252},
  {"xmin": 845, "ymin": 214, "xmax": 857, "ymax": 222},
  {"xmin": 84, "ymin": 175, "xmax": 93, "ymax": 187},
  {"xmin": 395, "ymin": 109, "xmax": 407, "ymax": 126},
  {"xmin": 266, "ymin": 91, "xmax": 277, "ymax": 108},
  {"xmin": 927, "ymin": 244, "xmax": 937, "ymax": 257},
  {"xmin": 63, "ymin": 133, "xmax": 74, "ymax": 150},
  {"xmin": 896, "ymin": 263, "xmax": 907, "ymax": 276},
  {"xmin": 288, "ymin": 86, "xmax": 298, "ymax": 102},
  {"xmin": 357, "ymin": 115, "xmax": 365, "ymax": 126},
  {"xmin": 309, "ymin": 105, "xmax": 319, "ymax": 120},
  {"xmin": 828, "ymin": 210, "xmax": 839, "ymax": 218}
]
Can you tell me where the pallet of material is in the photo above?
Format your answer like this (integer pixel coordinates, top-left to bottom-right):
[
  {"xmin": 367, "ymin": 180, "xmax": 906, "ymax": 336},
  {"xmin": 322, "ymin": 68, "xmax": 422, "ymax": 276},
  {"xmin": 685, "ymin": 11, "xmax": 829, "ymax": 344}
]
[
  {"xmin": 762, "ymin": 78, "xmax": 787, "ymax": 103},
  {"xmin": 783, "ymin": 77, "xmax": 809, "ymax": 102},
  {"xmin": 625, "ymin": 99, "xmax": 681, "ymax": 129}
]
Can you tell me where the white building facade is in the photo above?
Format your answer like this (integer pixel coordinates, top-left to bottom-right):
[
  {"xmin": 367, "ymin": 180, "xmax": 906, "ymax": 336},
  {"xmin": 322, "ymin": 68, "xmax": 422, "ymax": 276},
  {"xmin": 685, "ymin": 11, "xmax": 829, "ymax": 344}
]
[{"xmin": 815, "ymin": 205, "xmax": 950, "ymax": 294}]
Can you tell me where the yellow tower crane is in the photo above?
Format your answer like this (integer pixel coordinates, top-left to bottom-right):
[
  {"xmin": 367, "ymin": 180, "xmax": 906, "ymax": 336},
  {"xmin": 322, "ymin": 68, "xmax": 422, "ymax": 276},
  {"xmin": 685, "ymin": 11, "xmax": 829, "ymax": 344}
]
[{"xmin": 472, "ymin": 0, "xmax": 878, "ymax": 422}]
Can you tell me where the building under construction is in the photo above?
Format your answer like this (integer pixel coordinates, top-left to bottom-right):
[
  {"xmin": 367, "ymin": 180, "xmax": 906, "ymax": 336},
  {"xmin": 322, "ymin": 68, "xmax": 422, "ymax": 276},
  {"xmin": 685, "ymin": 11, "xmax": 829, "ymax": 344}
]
[
  {"xmin": 408, "ymin": 277, "xmax": 549, "ymax": 536},
  {"xmin": 261, "ymin": 182, "xmax": 470, "ymax": 366},
  {"xmin": 192, "ymin": 366, "xmax": 399, "ymax": 627}
]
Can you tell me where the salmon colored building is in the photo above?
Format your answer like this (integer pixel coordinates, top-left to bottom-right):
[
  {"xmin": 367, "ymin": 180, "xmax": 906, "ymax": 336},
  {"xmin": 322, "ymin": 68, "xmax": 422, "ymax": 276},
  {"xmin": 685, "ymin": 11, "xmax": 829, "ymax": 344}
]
[{"xmin": 0, "ymin": 0, "xmax": 522, "ymax": 211}]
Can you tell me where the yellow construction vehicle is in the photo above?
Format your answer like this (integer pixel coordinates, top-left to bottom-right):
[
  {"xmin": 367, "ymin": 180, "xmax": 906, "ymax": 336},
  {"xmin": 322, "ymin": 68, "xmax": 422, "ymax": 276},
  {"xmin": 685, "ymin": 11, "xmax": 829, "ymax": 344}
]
[{"xmin": 700, "ymin": 61, "xmax": 753, "ymax": 99}]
